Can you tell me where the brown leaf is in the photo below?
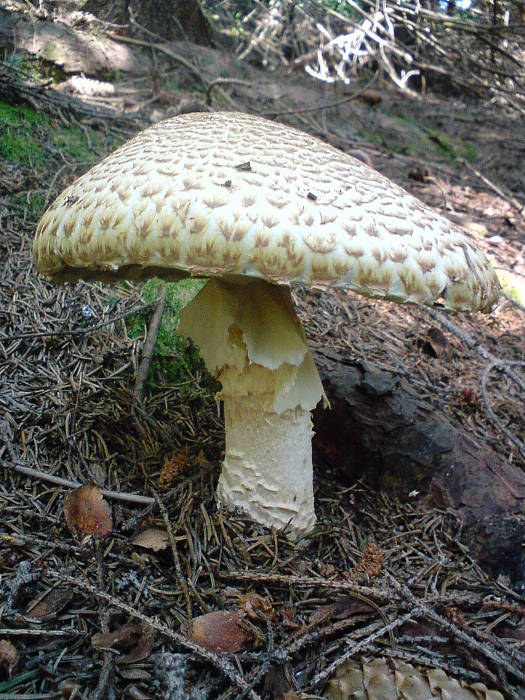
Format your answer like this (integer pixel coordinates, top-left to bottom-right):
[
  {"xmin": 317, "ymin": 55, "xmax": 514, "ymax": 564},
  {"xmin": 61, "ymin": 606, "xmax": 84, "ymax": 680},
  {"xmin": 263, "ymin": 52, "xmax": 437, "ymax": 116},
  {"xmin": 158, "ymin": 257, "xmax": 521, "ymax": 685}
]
[
  {"xmin": 27, "ymin": 588, "xmax": 73, "ymax": 619},
  {"xmin": 0, "ymin": 639, "xmax": 19, "ymax": 678},
  {"xmin": 264, "ymin": 663, "xmax": 296, "ymax": 699},
  {"xmin": 91, "ymin": 621, "xmax": 155, "ymax": 663},
  {"xmin": 197, "ymin": 449, "xmax": 212, "ymax": 469},
  {"xmin": 92, "ymin": 622, "xmax": 143, "ymax": 650},
  {"xmin": 63, "ymin": 484, "xmax": 112, "ymax": 543},
  {"xmin": 238, "ymin": 593, "xmax": 277, "ymax": 622},
  {"xmin": 132, "ymin": 528, "xmax": 169, "ymax": 552},
  {"xmin": 119, "ymin": 625, "xmax": 155, "ymax": 664},
  {"xmin": 333, "ymin": 596, "xmax": 377, "ymax": 618},
  {"xmin": 92, "ymin": 622, "xmax": 155, "ymax": 665},
  {"xmin": 158, "ymin": 450, "xmax": 188, "ymax": 491},
  {"xmin": 191, "ymin": 610, "xmax": 253, "ymax": 653},
  {"xmin": 415, "ymin": 327, "xmax": 451, "ymax": 358},
  {"xmin": 494, "ymin": 621, "xmax": 525, "ymax": 641},
  {"xmin": 401, "ymin": 620, "xmax": 440, "ymax": 637}
]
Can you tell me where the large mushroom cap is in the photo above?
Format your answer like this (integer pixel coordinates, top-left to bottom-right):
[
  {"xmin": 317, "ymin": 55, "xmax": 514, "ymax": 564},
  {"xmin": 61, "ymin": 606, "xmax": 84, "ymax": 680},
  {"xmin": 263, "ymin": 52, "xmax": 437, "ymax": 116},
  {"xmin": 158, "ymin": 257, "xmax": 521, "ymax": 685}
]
[{"xmin": 34, "ymin": 111, "xmax": 500, "ymax": 312}]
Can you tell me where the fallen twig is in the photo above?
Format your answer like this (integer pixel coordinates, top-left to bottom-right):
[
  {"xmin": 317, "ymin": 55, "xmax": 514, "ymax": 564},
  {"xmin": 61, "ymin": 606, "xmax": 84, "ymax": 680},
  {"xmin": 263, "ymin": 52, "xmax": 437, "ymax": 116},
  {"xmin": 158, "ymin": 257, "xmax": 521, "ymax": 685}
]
[
  {"xmin": 105, "ymin": 32, "xmax": 207, "ymax": 89},
  {"xmin": 154, "ymin": 490, "xmax": 193, "ymax": 630},
  {"xmin": 206, "ymin": 77, "xmax": 252, "ymax": 106},
  {"xmin": 133, "ymin": 286, "xmax": 167, "ymax": 405},
  {"xmin": 0, "ymin": 62, "xmax": 137, "ymax": 127},
  {"xmin": 459, "ymin": 158, "xmax": 525, "ymax": 220},
  {"xmin": 4, "ymin": 300, "xmax": 158, "ymax": 342},
  {"xmin": 310, "ymin": 608, "xmax": 422, "ymax": 688},
  {"xmin": 3, "ymin": 460, "xmax": 155, "ymax": 505},
  {"xmin": 260, "ymin": 72, "xmax": 379, "ymax": 118},
  {"xmin": 386, "ymin": 572, "xmax": 525, "ymax": 688},
  {"xmin": 218, "ymin": 569, "xmax": 389, "ymax": 601},
  {"xmin": 0, "ymin": 628, "xmax": 82, "ymax": 636},
  {"xmin": 45, "ymin": 569, "xmax": 263, "ymax": 700}
]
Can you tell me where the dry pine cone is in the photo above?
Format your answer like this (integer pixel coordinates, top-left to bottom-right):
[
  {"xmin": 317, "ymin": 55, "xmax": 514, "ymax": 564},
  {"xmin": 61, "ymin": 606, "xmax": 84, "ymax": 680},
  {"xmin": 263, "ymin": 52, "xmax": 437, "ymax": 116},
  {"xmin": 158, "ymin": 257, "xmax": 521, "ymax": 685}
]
[{"xmin": 324, "ymin": 657, "xmax": 503, "ymax": 700}]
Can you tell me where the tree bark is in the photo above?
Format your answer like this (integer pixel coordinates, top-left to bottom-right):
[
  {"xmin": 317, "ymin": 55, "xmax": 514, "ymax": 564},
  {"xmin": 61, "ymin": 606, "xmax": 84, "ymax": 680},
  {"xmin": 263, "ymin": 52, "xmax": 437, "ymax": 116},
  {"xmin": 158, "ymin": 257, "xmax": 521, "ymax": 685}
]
[
  {"xmin": 84, "ymin": 0, "xmax": 214, "ymax": 45},
  {"xmin": 312, "ymin": 348, "xmax": 525, "ymax": 586}
]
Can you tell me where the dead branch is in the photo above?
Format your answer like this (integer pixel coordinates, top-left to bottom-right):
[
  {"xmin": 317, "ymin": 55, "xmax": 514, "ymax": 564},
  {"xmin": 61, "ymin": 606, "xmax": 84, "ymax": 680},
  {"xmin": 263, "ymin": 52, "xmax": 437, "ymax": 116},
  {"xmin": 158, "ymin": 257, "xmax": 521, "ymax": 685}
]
[
  {"xmin": 310, "ymin": 608, "xmax": 423, "ymax": 688},
  {"xmin": 46, "ymin": 569, "xmax": 264, "ymax": 700},
  {"xmin": 154, "ymin": 490, "xmax": 193, "ymax": 630},
  {"xmin": 459, "ymin": 158, "xmax": 525, "ymax": 219},
  {"xmin": 481, "ymin": 360, "xmax": 525, "ymax": 458},
  {"xmin": 0, "ymin": 62, "xmax": 137, "ymax": 127},
  {"xmin": 133, "ymin": 286, "xmax": 167, "ymax": 406},
  {"xmin": 105, "ymin": 32, "xmax": 208, "ymax": 89},
  {"xmin": 212, "ymin": 0, "xmax": 525, "ymax": 110},
  {"xmin": 386, "ymin": 572, "xmax": 525, "ymax": 694},
  {"xmin": 4, "ymin": 461, "xmax": 155, "ymax": 505}
]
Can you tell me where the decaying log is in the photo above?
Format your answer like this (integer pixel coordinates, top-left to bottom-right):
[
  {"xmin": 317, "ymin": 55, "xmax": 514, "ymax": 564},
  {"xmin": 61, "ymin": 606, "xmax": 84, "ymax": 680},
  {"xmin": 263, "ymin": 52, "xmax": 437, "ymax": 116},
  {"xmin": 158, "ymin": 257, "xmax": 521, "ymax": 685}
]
[
  {"xmin": 0, "ymin": 63, "xmax": 136, "ymax": 127},
  {"xmin": 0, "ymin": 12, "xmax": 149, "ymax": 75},
  {"xmin": 313, "ymin": 348, "xmax": 525, "ymax": 585}
]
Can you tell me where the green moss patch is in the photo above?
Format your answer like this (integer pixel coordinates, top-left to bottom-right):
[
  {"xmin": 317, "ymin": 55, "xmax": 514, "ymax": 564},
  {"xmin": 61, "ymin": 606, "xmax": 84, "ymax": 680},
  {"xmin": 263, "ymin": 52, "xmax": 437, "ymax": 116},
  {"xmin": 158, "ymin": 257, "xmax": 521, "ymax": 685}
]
[
  {"xmin": 128, "ymin": 278, "xmax": 208, "ymax": 389},
  {"xmin": 425, "ymin": 125, "xmax": 478, "ymax": 163},
  {"xmin": 0, "ymin": 101, "xmax": 49, "ymax": 165},
  {"xmin": 0, "ymin": 99, "xmax": 117, "ymax": 170},
  {"xmin": 52, "ymin": 127, "xmax": 97, "ymax": 162},
  {"xmin": 12, "ymin": 192, "xmax": 45, "ymax": 221}
]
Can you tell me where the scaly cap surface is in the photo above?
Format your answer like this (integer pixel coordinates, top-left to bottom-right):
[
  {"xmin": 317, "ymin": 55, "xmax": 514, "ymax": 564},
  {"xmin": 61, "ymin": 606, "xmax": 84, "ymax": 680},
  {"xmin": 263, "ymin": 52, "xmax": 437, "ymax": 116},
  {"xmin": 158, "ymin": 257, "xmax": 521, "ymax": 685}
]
[{"xmin": 34, "ymin": 111, "xmax": 500, "ymax": 312}]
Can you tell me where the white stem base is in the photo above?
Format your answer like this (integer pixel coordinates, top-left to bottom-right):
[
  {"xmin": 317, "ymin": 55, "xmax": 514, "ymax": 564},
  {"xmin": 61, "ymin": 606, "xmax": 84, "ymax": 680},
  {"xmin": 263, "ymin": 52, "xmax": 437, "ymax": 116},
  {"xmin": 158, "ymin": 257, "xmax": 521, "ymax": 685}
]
[{"xmin": 217, "ymin": 396, "xmax": 316, "ymax": 533}]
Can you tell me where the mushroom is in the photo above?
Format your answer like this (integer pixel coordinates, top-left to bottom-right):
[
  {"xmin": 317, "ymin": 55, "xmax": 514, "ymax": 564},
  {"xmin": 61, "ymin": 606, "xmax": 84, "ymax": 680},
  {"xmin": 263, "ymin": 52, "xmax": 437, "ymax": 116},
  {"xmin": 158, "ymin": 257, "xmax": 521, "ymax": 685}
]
[{"xmin": 34, "ymin": 112, "xmax": 500, "ymax": 535}]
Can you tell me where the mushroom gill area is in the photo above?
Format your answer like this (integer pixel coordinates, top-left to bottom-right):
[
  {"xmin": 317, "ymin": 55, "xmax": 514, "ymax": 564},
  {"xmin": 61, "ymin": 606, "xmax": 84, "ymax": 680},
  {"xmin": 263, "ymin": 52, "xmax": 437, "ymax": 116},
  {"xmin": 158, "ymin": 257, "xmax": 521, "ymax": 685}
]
[{"xmin": 177, "ymin": 278, "xmax": 326, "ymax": 534}]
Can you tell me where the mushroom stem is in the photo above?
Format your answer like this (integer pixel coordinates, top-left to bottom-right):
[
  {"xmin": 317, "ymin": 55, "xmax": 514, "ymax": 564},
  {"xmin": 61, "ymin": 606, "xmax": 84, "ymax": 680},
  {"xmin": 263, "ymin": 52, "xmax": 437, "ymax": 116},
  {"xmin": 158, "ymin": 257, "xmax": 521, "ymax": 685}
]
[
  {"xmin": 178, "ymin": 278, "xmax": 325, "ymax": 534},
  {"xmin": 219, "ymin": 396, "xmax": 315, "ymax": 532}
]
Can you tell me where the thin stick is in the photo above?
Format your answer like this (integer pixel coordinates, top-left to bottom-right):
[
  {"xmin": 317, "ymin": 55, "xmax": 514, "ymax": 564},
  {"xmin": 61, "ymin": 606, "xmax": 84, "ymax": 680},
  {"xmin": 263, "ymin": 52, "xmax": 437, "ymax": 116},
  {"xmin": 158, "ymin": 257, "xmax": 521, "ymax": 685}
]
[
  {"xmin": 310, "ymin": 608, "xmax": 422, "ymax": 688},
  {"xmin": 260, "ymin": 72, "xmax": 378, "ymax": 118},
  {"xmin": 154, "ymin": 491, "xmax": 193, "ymax": 630},
  {"xmin": 218, "ymin": 569, "xmax": 389, "ymax": 600},
  {"xmin": 206, "ymin": 77, "xmax": 252, "ymax": 106},
  {"xmin": 104, "ymin": 33, "xmax": 207, "ymax": 89},
  {"xmin": 3, "ymin": 460, "xmax": 155, "ymax": 505},
  {"xmin": 0, "ymin": 628, "xmax": 81, "ymax": 636},
  {"xmin": 45, "ymin": 569, "xmax": 262, "ymax": 700},
  {"xmin": 459, "ymin": 158, "xmax": 525, "ymax": 219},
  {"xmin": 133, "ymin": 286, "xmax": 167, "ymax": 405},
  {"xmin": 386, "ymin": 572, "xmax": 525, "ymax": 684}
]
